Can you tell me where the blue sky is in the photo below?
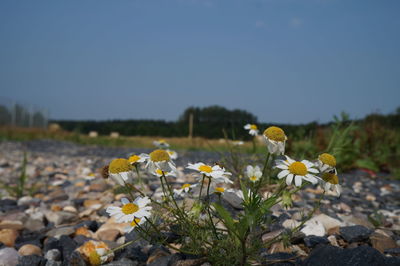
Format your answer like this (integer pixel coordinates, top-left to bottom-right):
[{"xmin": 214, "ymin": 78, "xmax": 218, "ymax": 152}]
[{"xmin": 1, "ymin": 0, "xmax": 399, "ymax": 123}]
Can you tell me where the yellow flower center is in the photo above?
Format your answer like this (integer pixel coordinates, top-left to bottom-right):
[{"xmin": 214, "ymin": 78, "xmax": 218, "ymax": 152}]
[
  {"xmin": 319, "ymin": 153, "xmax": 337, "ymax": 167},
  {"xmin": 181, "ymin": 183, "xmax": 191, "ymax": 189},
  {"xmin": 89, "ymin": 251, "xmax": 101, "ymax": 266},
  {"xmin": 121, "ymin": 203, "xmax": 139, "ymax": 215},
  {"xmin": 288, "ymin": 162, "xmax": 308, "ymax": 176},
  {"xmin": 250, "ymin": 124, "xmax": 257, "ymax": 130},
  {"xmin": 128, "ymin": 155, "xmax": 140, "ymax": 164},
  {"xmin": 159, "ymin": 139, "xmax": 166, "ymax": 143},
  {"xmin": 263, "ymin": 126, "xmax": 286, "ymax": 142},
  {"xmin": 199, "ymin": 165, "xmax": 213, "ymax": 173},
  {"xmin": 130, "ymin": 218, "xmax": 141, "ymax": 227},
  {"xmin": 322, "ymin": 172, "xmax": 339, "ymax": 184},
  {"xmin": 250, "ymin": 176, "xmax": 258, "ymax": 181},
  {"xmin": 215, "ymin": 187, "xmax": 225, "ymax": 193},
  {"xmin": 109, "ymin": 158, "xmax": 132, "ymax": 174},
  {"xmin": 156, "ymin": 169, "xmax": 166, "ymax": 175},
  {"xmin": 150, "ymin": 149, "xmax": 170, "ymax": 162}
]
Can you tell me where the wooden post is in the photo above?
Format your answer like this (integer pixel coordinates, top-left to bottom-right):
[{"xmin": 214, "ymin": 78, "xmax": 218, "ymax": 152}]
[{"xmin": 188, "ymin": 113, "xmax": 193, "ymax": 140}]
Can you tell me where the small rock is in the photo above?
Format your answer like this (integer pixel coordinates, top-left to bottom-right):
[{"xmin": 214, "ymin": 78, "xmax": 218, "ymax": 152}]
[
  {"xmin": 59, "ymin": 236, "xmax": 77, "ymax": 262},
  {"xmin": 65, "ymin": 251, "xmax": 85, "ymax": 266},
  {"xmin": 103, "ymin": 258, "xmax": 138, "ymax": 266},
  {"xmin": 282, "ymin": 219, "xmax": 300, "ymax": 229},
  {"xmin": 327, "ymin": 235, "xmax": 339, "ymax": 247},
  {"xmin": 74, "ymin": 227, "xmax": 93, "ymax": 238},
  {"xmin": 89, "ymin": 182, "xmax": 109, "ymax": 192},
  {"xmin": 44, "ymin": 211, "xmax": 77, "ymax": 226},
  {"xmin": 18, "ymin": 244, "xmax": 42, "ymax": 256},
  {"xmin": 313, "ymin": 214, "xmax": 342, "ymax": 232},
  {"xmin": 222, "ymin": 192, "xmax": 243, "ymax": 210},
  {"xmin": 97, "ymin": 229, "xmax": 120, "ymax": 242},
  {"xmin": 46, "ymin": 226, "xmax": 75, "ymax": 238},
  {"xmin": 0, "ymin": 220, "xmax": 24, "ymax": 230},
  {"xmin": 0, "ymin": 229, "xmax": 19, "ymax": 247},
  {"xmin": 0, "ymin": 247, "xmax": 19, "ymax": 266},
  {"xmin": 17, "ymin": 254, "xmax": 47, "ymax": 265},
  {"xmin": 262, "ymin": 229, "xmax": 284, "ymax": 243},
  {"xmin": 301, "ymin": 219, "xmax": 326, "ymax": 237},
  {"xmin": 62, "ymin": 206, "xmax": 77, "ymax": 213},
  {"xmin": 45, "ymin": 249, "xmax": 61, "ymax": 261},
  {"xmin": 370, "ymin": 232, "xmax": 397, "ymax": 253},
  {"xmin": 366, "ymin": 194, "xmax": 376, "ymax": 201},
  {"xmin": 340, "ymin": 225, "xmax": 372, "ymax": 243},
  {"xmin": 147, "ymin": 248, "xmax": 170, "ymax": 264},
  {"xmin": 17, "ymin": 196, "xmax": 33, "ymax": 206},
  {"xmin": 83, "ymin": 199, "xmax": 101, "ymax": 208},
  {"xmin": 303, "ymin": 236, "xmax": 329, "ymax": 248},
  {"xmin": 24, "ymin": 218, "xmax": 45, "ymax": 232}
]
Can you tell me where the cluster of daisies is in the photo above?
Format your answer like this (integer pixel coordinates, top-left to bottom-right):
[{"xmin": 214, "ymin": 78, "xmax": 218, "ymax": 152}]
[
  {"xmin": 244, "ymin": 124, "xmax": 341, "ymax": 195},
  {"xmin": 105, "ymin": 126, "xmax": 340, "ymax": 242},
  {"xmin": 105, "ymin": 139, "xmax": 236, "ymax": 234}
]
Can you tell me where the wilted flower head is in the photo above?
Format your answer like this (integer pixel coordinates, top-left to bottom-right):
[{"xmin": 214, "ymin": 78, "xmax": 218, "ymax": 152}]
[
  {"xmin": 245, "ymin": 165, "xmax": 262, "ymax": 183},
  {"xmin": 263, "ymin": 126, "xmax": 287, "ymax": 155},
  {"xmin": 108, "ymin": 158, "xmax": 134, "ymax": 185},
  {"xmin": 316, "ymin": 153, "xmax": 337, "ymax": 173},
  {"xmin": 275, "ymin": 156, "xmax": 319, "ymax": 187},
  {"xmin": 153, "ymin": 139, "xmax": 170, "ymax": 148},
  {"xmin": 146, "ymin": 149, "xmax": 176, "ymax": 173},
  {"xmin": 244, "ymin": 124, "xmax": 259, "ymax": 136},
  {"xmin": 320, "ymin": 171, "xmax": 341, "ymax": 196}
]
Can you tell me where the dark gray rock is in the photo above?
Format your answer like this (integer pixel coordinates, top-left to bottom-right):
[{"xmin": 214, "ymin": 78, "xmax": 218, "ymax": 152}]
[
  {"xmin": 261, "ymin": 252, "xmax": 298, "ymax": 265},
  {"xmin": 303, "ymin": 245, "xmax": 400, "ymax": 266},
  {"xmin": 45, "ymin": 249, "xmax": 61, "ymax": 262},
  {"xmin": 384, "ymin": 247, "xmax": 400, "ymax": 256},
  {"xmin": 303, "ymin": 235, "xmax": 329, "ymax": 248},
  {"xmin": 61, "ymin": 251, "xmax": 85, "ymax": 266},
  {"xmin": 59, "ymin": 236, "xmax": 77, "ymax": 262},
  {"xmin": 339, "ymin": 225, "xmax": 372, "ymax": 243},
  {"xmin": 43, "ymin": 238, "xmax": 61, "ymax": 254},
  {"xmin": 17, "ymin": 255, "xmax": 47, "ymax": 266},
  {"xmin": 103, "ymin": 258, "xmax": 138, "ymax": 266}
]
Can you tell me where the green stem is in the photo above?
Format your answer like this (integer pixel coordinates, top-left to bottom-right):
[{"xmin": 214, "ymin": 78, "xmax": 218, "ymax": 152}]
[
  {"xmin": 198, "ymin": 174, "xmax": 205, "ymax": 200},
  {"xmin": 134, "ymin": 164, "xmax": 144, "ymax": 190},
  {"xmin": 206, "ymin": 177, "xmax": 219, "ymax": 239}
]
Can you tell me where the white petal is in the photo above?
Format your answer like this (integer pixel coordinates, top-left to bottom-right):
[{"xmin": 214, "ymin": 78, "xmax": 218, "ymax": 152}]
[
  {"xmin": 286, "ymin": 174, "xmax": 294, "ymax": 186},
  {"xmin": 278, "ymin": 170, "xmax": 289, "ymax": 179},
  {"xmin": 276, "ymin": 164, "xmax": 289, "ymax": 170},
  {"xmin": 295, "ymin": 175, "xmax": 302, "ymax": 187}
]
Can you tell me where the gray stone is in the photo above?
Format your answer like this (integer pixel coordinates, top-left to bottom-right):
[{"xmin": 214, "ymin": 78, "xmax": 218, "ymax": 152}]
[
  {"xmin": 303, "ymin": 235, "xmax": 329, "ymax": 248},
  {"xmin": 44, "ymin": 212, "xmax": 77, "ymax": 226},
  {"xmin": 0, "ymin": 247, "xmax": 19, "ymax": 266},
  {"xmin": 103, "ymin": 258, "xmax": 138, "ymax": 266},
  {"xmin": 45, "ymin": 249, "xmax": 61, "ymax": 262},
  {"xmin": 45, "ymin": 260, "xmax": 61, "ymax": 266},
  {"xmin": 45, "ymin": 227, "xmax": 75, "ymax": 238},
  {"xmin": 17, "ymin": 254, "xmax": 47, "ymax": 266},
  {"xmin": 340, "ymin": 225, "xmax": 372, "ymax": 243}
]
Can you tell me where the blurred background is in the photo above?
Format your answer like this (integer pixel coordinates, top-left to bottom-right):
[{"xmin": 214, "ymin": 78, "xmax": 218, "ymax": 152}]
[{"xmin": 1, "ymin": 0, "xmax": 399, "ymax": 175}]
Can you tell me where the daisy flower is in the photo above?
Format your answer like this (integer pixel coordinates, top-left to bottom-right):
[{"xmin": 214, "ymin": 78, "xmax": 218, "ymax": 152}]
[
  {"xmin": 166, "ymin": 149, "xmax": 178, "ymax": 160},
  {"xmin": 320, "ymin": 171, "xmax": 341, "ymax": 196},
  {"xmin": 244, "ymin": 124, "xmax": 259, "ymax": 136},
  {"xmin": 128, "ymin": 153, "xmax": 149, "ymax": 165},
  {"xmin": 106, "ymin": 197, "xmax": 152, "ymax": 223},
  {"xmin": 316, "ymin": 153, "xmax": 337, "ymax": 173},
  {"xmin": 153, "ymin": 139, "xmax": 170, "ymax": 149},
  {"xmin": 263, "ymin": 126, "xmax": 287, "ymax": 155},
  {"xmin": 187, "ymin": 162, "xmax": 233, "ymax": 184},
  {"xmin": 275, "ymin": 156, "xmax": 319, "ymax": 187},
  {"xmin": 173, "ymin": 183, "xmax": 197, "ymax": 197},
  {"xmin": 153, "ymin": 168, "xmax": 177, "ymax": 178},
  {"xmin": 246, "ymin": 165, "xmax": 262, "ymax": 183},
  {"xmin": 108, "ymin": 158, "xmax": 134, "ymax": 186},
  {"xmin": 146, "ymin": 149, "xmax": 176, "ymax": 173},
  {"xmin": 124, "ymin": 217, "xmax": 146, "ymax": 233}
]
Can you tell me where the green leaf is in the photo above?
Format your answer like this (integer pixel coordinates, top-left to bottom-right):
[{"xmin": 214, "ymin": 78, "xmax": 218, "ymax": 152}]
[
  {"xmin": 260, "ymin": 196, "xmax": 278, "ymax": 213},
  {"xmin": 212, "ymin": 203, "xmax": 237, "ymax": 235}
]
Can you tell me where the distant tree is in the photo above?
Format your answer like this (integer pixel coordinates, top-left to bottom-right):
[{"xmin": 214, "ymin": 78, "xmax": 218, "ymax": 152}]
[{"xmin": 0, "ymin": 105, "xmax": 11, "ymax": 125}]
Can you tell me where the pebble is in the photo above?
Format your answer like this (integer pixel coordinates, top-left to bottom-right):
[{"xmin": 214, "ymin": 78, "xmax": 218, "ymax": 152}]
[
  {"xmin": 0, "ymin": 229, "xmax": 19, "ymax": 247},
  {"xmin": 44, "ymin": 211, "xmax": 77, "ymax": 226},
  {"xmin": 301, "ymin": 219, "xmax": 326, "ymax": 237},
  {"xmin": 340, "ymin": 225, "xmax": 373, "ymax": 243},
  {"xmin": 18, "ymin": 244, "xmax": 42, "ymax": 256},
  {"xmin": 44, "ymin": 249, "xmax": 61, "ymax": 261},
  {"xmin": 0, "ymin": 220, "xmax": 24, "ymax": 230},
  {"xmin": 0, "ymin": 247, "xmax": 19, "ymax": 266},
  {"xmin": 370, "ymin": 231, "xmax": 398, "ymax": 253}
]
